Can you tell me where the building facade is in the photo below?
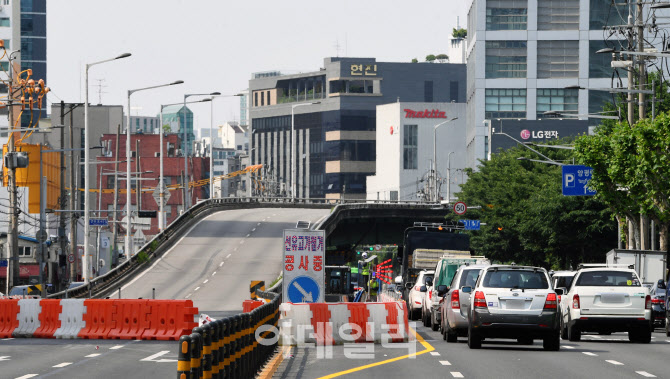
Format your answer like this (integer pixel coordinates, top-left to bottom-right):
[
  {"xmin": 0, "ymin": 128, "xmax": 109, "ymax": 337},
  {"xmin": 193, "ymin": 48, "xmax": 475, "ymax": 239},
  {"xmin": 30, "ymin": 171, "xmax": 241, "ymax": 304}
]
[
  {"xmin": 466, "ymin": 0, "xmax": 625, "ymax": 168},
  {"xmin": 367, "ymin": 102, "xmax": 467, "ymax": 202},
  {"xmin": 128, "ymin": 115, "xmax": 160, "ymax": 134},
  {"xmin": 162, "ymin": 105, "xmax": 194, "ymax": 155},
  {"xmin": 249, "ymin": 57, "xmax": 466, "ymax": 200}
]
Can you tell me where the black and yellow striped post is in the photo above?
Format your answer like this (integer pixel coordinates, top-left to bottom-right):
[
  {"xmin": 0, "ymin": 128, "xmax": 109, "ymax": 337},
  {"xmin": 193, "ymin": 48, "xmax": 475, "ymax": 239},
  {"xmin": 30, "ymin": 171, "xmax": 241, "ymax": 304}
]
[
  {"xmin": 177, "ymin": 334, "xmax": 192, "ymax": 379},
  {"xmin": 249, "ymin": 280, "xmax": 264, "ymax": 300},
  {"xmin": 201, "ymin": 324, "xmax": 212, "ymax": 379},
  {"xmin": 221, "ymin": 318, "xmax": 230, "ymax": 379},
  {"xmin": 217, "ymin": 319, "xmax": 224, "ymax": 379},
  {"xmin": 210, "ymin": 321, "xmax": 220, "ymax": 379},
  {"xmin": 191, "ymin": 328, "xmax": 202, "ymax": 379},
  {"xmin": 232, "ymin": 315, "xmax": 241, "ymax": 378}
]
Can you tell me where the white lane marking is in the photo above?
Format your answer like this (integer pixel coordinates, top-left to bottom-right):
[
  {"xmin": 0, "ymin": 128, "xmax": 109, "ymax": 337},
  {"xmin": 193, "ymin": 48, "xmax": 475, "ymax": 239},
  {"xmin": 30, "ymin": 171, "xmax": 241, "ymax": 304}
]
[
  {"xmin": 450, "ymin": 372, "xmax": 464, "ymax": 378},
  {"xmin": 430, "ymin": 351, "xmax": 440, "ymax": 356},
  {"xmin": 140, "ymin": 350, "xmax": 177, "ymax": 363},
  {"xmin": 226, "ymin": 254, "xmax": 231, "ymax": 258},
  {"xmin": 2, "ymin": 338, "xmax": 14, "ymax": 341},
  {"xmin": 85, "ymin": 353, "xmax": 101, "ymax": 358},
  {"xmin": 233, "ymin": 247, "xmax": 238, "ymax": 251},
  {"xmin": 666, "ymin": 340, "xmax": 670, "ymax": 343},
  {"xmin": 246, "ymin": 234, "xmax": 250, "ymax": 237},
  {"xmin": 110, "ymin": 345, "xmax": 124, "ymax": 350},
  {"xmin": 185, "ymin": 293, "xmax": 192, "ymax": 298},
  {"xmin": 239, "ymin": 240, "xmax": 244, "ymax": 244},
  {"xmin": 582, "ymin": 352, "xmax": 598, "ymax": 356},
  {"xmin": 252, "ymin": 228, "xmax": 256, "ymax": 232},
  {"xmin": 53, "ymin": 362, "xmax": 72, "ymax": 368},
  {"xmin": 203, "ymin": 280, "xmax": 209, "ymax": 284},
  {"xmin": 636, "ymin": 372, "xmax": 657, "ymax": 378},
  {"xmin": 194, "ymin": 287, "xmax": 201, "ymax": 291},
  {"xmin": 585, "ymin": 335, "xmax": 601, "ymax": 339},
  {"xmin": 219, "ymin": 262, "xmax": 224, "ymax": 267},
  {"xmin": 0, "ymin": 356, "xmax": 10, "ymax": 361},
  {"xmin": 563, "ymin": 346, "xmax": 575, "ymax": 349},
  {"xmin": 121, "ymin": 213, "xmax": 216, "ymax": 291},
  {"xmin": 16, "ymin": 375, "xmax": 39, "ymax": 379},
  {"xmin": 440, "ymin": 360, "xmax": 451, "ymax": 365},
  {"xmin": 257, "ymin": 222, "xmax": 261, "ymax": 226},
  {"xmin": 606, "ymin": 360, "xmax": 624, "ymax": 365},
  {"xmin": 212, "ymin": 272, "xmax": 217, "ymax": 276}
]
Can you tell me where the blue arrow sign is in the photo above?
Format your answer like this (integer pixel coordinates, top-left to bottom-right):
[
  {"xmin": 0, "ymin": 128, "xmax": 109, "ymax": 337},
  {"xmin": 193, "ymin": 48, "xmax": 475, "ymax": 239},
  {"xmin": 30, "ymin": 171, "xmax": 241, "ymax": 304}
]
[
  {"xmin": 288, "ymin": 276, "xmax": 321, "ymax": 303},
  {"xmin": 562, "ymin": 165, "xmax": 596, "ymax": 196},
  {"xmin": 461, "ymin": 220, "xmax": 480, "ymax": 230},
  {"xmin": 89, "ymin": 218, "xmax": 108, "ymax": 226}
]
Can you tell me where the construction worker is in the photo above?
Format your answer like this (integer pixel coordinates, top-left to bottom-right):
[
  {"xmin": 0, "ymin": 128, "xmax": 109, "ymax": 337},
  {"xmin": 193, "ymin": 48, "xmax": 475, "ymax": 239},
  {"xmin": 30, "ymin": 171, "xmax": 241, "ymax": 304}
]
[{"xmin": 368, "ymin": 274, "xmax": 379, "ymax": 302}]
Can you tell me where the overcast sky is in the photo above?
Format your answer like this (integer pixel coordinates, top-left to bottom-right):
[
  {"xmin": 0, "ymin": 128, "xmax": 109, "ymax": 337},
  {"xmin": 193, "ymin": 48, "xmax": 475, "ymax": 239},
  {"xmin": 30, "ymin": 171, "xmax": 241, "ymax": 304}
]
[{"xmin": 47, "ymin": 0, "xmax": 469, "ymax": 132}]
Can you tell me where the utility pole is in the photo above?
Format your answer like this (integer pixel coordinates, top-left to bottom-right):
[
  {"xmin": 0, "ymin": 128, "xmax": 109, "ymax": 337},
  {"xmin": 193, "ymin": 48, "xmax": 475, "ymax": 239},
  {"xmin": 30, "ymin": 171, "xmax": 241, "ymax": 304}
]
[
  {"xmin": 136, "ymin": 139, "xmax": 140, "ymax": 212},
  {"xmin": 68, "ymin": 105, "xmax": 77, "ymax": 282},
  {"xmin": 111, "ymin": 125, "xmax": 120, "ymax": 267},
  {"xmin": 59, "ymin": 101, "xmax": 67, "ymax": 290},
  {"xmin": 636, "ymin": 0, "xmax": 650, "ymax": 251},
  {"xmin": 6, "ymin": 59, "xmax": 18, "ymax": 293}
]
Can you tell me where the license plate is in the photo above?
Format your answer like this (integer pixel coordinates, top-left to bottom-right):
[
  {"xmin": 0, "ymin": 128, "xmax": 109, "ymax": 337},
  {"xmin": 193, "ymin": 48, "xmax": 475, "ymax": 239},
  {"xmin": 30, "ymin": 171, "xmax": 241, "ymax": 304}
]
[
  {"xmin": 601, "ymin": 293, "xmax": 625, "ymax": 304},
  {"xmin": 505, "ymin": 299, "xmax": 526, "ymax": 309}
]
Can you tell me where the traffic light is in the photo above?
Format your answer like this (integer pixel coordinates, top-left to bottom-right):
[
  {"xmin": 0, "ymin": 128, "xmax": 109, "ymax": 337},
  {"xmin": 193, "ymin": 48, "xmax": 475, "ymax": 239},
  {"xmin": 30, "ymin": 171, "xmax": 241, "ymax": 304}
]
[
  {"xmin": 357, "ymin": 251, "xmax": 361, "ymax": 255},
  {"xmin": 369, "ymin": 247, "xmax": 373, "ymax": 251}
]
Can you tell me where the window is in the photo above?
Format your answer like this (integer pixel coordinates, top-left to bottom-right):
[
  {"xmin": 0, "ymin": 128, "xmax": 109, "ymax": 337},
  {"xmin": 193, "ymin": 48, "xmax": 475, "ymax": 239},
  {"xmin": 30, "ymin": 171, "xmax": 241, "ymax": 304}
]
[
  {"xmin": 2, "ymin": 40, "xmax": 8, "ymax": 49},
  {"xmin": 261, "ymin": 92, "xmax": 264, "ymax": 106},
  {"xmin": 589, "ymin": 40, "xmax": 618, "ymax": 78},
  {"xmin": 165, "ymin": 205, "xmax": 172, "ymax": 218},
  {"xmin": 536, "ymin": 88, "xmax": 578, "ymax": 118},
  {"xmin": 450, "ymin": 81, "xmax": 459, "ymax": 102},
  {"xmin": 0, "ymin": 62, "xmax": 9, "ymax": 71},
  {"xmin": 403, "ymin": 125, "xmax": 418, "ymax": 170},
  {"xmin": 485, "ymin": 88, "xmax": 527, "ymax": 119},
  {"xmin": 482, "ymin": 270, "xmax": 549, "ymax": 289},
  {"xmin": 537, "ymin": 40, "xmax": 579, "ymax": 78},
  {"xmin": 486, "ymin": 41, "xmax": 527, "ymax": 78},
  {"xmin": 106, "ymin": 175, "xmax": 115, "ymax": 189},
  {"xmin": 424, "ymin": 81, "xmax": 433, "ymax": 102},
  {"xmin": 486, "ymin": 0, "xmax": 527, "ymax": 30},
  {"xmin": 19, "ymin": 246, "xmax": 32, "ymax": 257},
  {"xmin": 0, "ymin": 18, "xmax": 9, "ymax": 27},
  {"xmin": 267, "ymin": 91, "xmax": 271, "ymax": 105},
  {"xmin": 576, "ymin": 271, "xmax": 640, "ymax": 287},
  {"xmin": 254, "ymin": 92, "xmax": 258, "ymax": 107},
  {"xmin": 589, "ymin": 90, "xmax": 614, "ymax": 115},
  {"xmin": 590, "ymin": 0, "xmax": 626, "ymax": 30},
  {"xmin": 538, "ymin": 0, "xmax": 579, "ymax": 30}
]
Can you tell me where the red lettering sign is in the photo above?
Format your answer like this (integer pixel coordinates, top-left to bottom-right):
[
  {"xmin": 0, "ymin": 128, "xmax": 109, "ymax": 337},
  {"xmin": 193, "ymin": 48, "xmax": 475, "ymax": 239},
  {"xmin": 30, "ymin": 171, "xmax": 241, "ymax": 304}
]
[
  {"xmin": 299, "ymin": 255, "xmax": 309, "ymax": 271},
  {"xmin": 285, "ymin": 255, "xmax": 294, "ymax": 271},
  {"xmin": 403, "ymin": 109, "xmax": 447, "ymax": 119}
]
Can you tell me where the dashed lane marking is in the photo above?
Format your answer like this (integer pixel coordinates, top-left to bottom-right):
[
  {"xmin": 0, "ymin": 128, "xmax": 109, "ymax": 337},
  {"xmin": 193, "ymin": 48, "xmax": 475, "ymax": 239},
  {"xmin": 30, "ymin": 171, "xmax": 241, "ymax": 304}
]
[
  {"xmin": 0, "ymin": 356, "xmax": 10, "ymax": 361},
  {"xmin": 239, "ymin": 240, "xmax": 245, "ymax": 244},
  {"xmin": 257, "ymin": 222, "xmax": 261, "ymax": 226},
  {"xmin": 203, "ymin": 280, "xmax": 208, "ymax": 284},
  {"xmin": 185, "ymin": 293, "xmax": 192, "ymax": 298},
  {"xmin": 212, "ymin": 272, "xmax": 217, "ymax": 276},
  {"xmin": 430, "ymin": 352, "xmax": 440, "ymax": 356},
  {"xmin": 110, "ymin": 345, "xmax": 124, "ymax": 350},
  {"xmin": 246, "ymin": 234, "xmax": 250, "ymax": 237},
  {"xmin": 85, "ymin": 354, "xmax": 101, "ymax": 358},
  {"xmin": 219, "ymin": 262, "xmax": 224, "ymax": 267},
  {"xmin": 16, "ymin": 375, "xmax": 39, "ymax": 379},
  {"xmin": 606, "ymin": 360, "xmax": 624, "ymax": 365},
  {"xmin": 636, "ymin": 371, "xmax": 657, "ymax": 378},
  {"xmin": 440, "ymin": 360, "xmax": 451, "ymax": 366},
  {"xmin": 252, "ymin": 228, "xmax": 256, "ymax": 232},
  {"xmin": 563, "ymin": 346, "xmax": 575, "ymax": 349},
  {"xmin": 194, "ymin": 287, "xmax": 201, "ymax": 291},
  {"xmin": 140, "ymin": 351, "xmax": 176, "ymax": 362},
  {"xmin": 2, "ymin": 338, "xmax": 14, "ymax": 341},
  {"xmin": 582, "ymin": 352, "xmax": 598, "ymax": 356},
  {"xmin": 226, "ymin": 254, "xmax": 231, "ymax": 258},
  {"xmin": 451, "ymin": 372, "xmax": 464, "ymax": 378},
  {"xmin": 53, "ymin": 362, "xmax": 72, "ymax": 368}
]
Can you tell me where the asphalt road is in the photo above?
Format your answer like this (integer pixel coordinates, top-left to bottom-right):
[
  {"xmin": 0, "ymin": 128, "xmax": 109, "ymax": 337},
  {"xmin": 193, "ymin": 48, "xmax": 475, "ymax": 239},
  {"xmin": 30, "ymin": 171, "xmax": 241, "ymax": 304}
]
[
  {"xmin": 273, "ymin": 323, "xmax": 670, "ymax": 378},
  {"xmin": 0, "ymin": 207, "xmax": 328, "ymax": 379}
]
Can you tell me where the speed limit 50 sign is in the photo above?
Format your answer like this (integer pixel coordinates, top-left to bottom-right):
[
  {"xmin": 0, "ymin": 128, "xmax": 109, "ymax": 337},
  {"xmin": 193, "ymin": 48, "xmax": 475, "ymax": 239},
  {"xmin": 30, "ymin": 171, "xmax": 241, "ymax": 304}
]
[{"xmin": 453, "ymin": 201, "xmax": 467, "ymax": 215}]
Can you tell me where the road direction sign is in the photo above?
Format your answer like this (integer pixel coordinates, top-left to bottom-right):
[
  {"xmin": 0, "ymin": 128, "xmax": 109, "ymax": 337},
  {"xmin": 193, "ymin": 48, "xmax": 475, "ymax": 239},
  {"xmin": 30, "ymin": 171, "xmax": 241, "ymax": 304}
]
[
  {"xmin": 89, "ymin": 218, "xmax": 108, "ymax": 227},
  {"xmin": 454, "ymin": 201, "xmax": 467, "ymax": 215},
  {"xmin": 283, "ymin": 229, "xmax": 325, "ymax": 303},
  {"xmin": 462, "ymin": 220, "xmax": 481, "ymax": 230},
  {"xmin": 562, "ymin": 165, "xmax": 596, "ymax": 196}
]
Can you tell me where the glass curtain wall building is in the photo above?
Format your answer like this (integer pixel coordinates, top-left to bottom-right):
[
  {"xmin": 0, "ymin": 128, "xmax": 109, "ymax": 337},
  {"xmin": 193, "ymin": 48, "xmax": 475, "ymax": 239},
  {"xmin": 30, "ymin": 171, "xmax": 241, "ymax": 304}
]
[
  {"xmin": 20, "ymin": 0, "xmax": 46, "ymax": 127},
  {"xmin": 466, "ymin": 0, "xmax": 627, "ymax": 168},
  {"xmin": 161, "ymin": 105, "xmax": 194, "ymax": 155}
]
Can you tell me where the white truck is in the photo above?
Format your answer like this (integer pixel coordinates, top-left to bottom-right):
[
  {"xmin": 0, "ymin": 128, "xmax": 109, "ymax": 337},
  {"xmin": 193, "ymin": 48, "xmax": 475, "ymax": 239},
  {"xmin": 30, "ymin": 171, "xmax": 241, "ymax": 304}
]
[{"xmin": 606, "ymin": 249, "xmax": 667, "ymax": 285}]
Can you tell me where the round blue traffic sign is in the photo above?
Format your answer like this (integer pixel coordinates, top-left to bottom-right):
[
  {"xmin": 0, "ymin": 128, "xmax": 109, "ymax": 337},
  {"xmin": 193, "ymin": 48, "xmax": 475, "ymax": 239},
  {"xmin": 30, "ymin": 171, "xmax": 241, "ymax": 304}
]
[{"xmin": 288, "ymin": 276, "xmax": 320, "ymax": 303}]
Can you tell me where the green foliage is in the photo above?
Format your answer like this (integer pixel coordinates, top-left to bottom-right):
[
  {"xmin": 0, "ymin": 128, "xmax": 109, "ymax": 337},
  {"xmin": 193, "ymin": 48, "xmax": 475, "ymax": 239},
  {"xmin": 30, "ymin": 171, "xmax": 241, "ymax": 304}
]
[
  {"xmin": 136, "ymin": 251, "xmax": 149, "ymax": 264},
  {"xmin": 163, "ymin": 125, "xmax": 171, "ymax": 134},
  {"xmin": 435, "ymin": 54, "xmax": 449, "ymax": 63},
  {"xmin": 425, "ymin": 54, "xmax": 436, "ymax": 62},
  {"xmin": 453, "ymin": 142, "xmax": 616, "ymax": 269},
  {"xmin": 411, "ymin": 58, "xmax": 418, "ymax": 63},
  {"xmin": 452, "ymin": 28, "xmax": 467, "ymax": 38}
]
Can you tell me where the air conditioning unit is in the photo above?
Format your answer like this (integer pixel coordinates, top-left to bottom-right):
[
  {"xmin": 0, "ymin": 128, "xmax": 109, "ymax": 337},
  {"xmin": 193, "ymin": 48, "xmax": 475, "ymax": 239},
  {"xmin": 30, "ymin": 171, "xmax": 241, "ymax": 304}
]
[{"xmin": 154, "ymin": 152, "xmax": 160, "ymax": 158}]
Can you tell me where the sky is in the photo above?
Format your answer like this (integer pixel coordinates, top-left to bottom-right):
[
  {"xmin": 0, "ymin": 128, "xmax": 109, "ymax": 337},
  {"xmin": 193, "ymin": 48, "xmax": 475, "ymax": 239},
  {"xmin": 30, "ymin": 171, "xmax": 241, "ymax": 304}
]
[{"xmin": 47, "ymin": 0, "xmax": 470, "ymax": 132}]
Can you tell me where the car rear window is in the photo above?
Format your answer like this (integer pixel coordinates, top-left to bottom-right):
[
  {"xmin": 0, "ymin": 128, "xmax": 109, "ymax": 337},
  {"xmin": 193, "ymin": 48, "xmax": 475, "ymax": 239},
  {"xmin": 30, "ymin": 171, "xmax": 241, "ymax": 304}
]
[
  {"xmin": 420, "ymin": 275, "xmax": 434, "ymax": 285},
  {"xmin": 575, "ymin": 271, "xmax": 640, "ymax": 287},
  {"xmin": 482, "ymin": 270, "xmax": 549, "ymax": 289},
  {"xmin": 458, "ymin": 269, "xmax": 481, "ymax": 288},
  {"xmin": 554, "ymin": 276, "xmax": 574, "ymax": 289}
]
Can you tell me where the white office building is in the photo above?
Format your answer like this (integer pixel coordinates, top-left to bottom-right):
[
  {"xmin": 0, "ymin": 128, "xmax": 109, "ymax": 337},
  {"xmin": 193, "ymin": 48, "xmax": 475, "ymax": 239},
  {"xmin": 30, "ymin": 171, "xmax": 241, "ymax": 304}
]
[
  {"xmin": 466, "ymin": 0, "xmax": 626, "ymax": 169},
  {"xmin": 367, "ymin": 102, "xmax": 467, "ymax": 202}
]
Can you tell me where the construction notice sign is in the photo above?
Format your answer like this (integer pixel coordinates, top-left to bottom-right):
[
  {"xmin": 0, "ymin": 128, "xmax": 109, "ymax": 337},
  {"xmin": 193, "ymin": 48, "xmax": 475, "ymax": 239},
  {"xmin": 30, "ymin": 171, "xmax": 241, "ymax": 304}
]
[{"xmin": 283, "ymin": 229, "xmax": 325, "ymax": 303}]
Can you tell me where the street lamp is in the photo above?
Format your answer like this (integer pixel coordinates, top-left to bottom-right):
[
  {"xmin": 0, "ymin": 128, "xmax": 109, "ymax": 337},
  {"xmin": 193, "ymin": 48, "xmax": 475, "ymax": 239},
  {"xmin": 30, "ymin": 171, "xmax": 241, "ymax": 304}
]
[
  {"xmin": 159, "ymin": 98, "xmax": 210, "ymax": 231},
  {"xmin": 208, "ymin": 94, "xmax": 243, "ymax": 199},
  {"xmin": 516, "ymin": 156, "xmax": 564, "ymax": 166},
  {"xmin": 291, "ymin": 102, "xmax": 320, "ymax": 200},
  {"xmin": 83, "ymin": 52, "xmax": 131, "ymax": 284},
  {"xmin": 432, "ymin": 117, "xmax": 458, "ymax": 203},
  {"xmin": 126, "ymin": 80, "xmax": 183, "ymax": 260},
  {"xmin": 183, "ymin": 92, "xmax": 220, "ymax": 210}
]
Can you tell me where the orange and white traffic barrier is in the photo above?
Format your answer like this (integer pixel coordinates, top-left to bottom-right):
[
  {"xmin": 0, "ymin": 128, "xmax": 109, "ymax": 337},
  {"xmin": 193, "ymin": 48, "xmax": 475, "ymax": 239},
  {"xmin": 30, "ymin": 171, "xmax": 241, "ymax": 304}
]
[{"xmin": 279, "ymin": 301, "xmax": 409, "ymax": 345}]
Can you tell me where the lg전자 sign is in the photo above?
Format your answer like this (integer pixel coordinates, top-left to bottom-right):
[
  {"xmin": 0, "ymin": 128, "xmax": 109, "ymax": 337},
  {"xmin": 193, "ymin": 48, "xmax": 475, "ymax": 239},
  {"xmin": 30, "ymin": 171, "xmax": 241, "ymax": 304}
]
[{"xmin": 283, "ymin": 229, "xmax": 325, "ymax": 303}]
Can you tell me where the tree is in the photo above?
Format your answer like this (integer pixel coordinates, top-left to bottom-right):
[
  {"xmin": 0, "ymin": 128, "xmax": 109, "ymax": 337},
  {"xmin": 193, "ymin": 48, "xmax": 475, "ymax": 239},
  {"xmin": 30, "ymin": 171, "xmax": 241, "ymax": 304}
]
[
  {"xmin": 163, "ymin": 124, "xmax": 172, "ymax": 134},
  {"xmin": 452, "ymin": 28, "xmax": 467, "ymax": 39},
  {"xmin": 425, "ymin": 54, "xmax": 436, "ymax": 63},
  {"xmin": 411, "ymin": 58, "xmax": 418, "ymax": 63},
  {"xmin": 435, "ymin": 54, "xmax": 449, "ymax": 63},
  {"xmin": 452, "ymin": 142, "xmax": 616, "ymax": 269}
]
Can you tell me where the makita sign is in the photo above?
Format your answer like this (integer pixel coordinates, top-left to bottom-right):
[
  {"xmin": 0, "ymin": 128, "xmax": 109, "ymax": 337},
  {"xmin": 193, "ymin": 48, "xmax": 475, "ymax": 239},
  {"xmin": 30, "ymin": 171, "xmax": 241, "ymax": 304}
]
[{"xmin": 404, "ymin": 109, "xmax": 447, "ymax": 119}]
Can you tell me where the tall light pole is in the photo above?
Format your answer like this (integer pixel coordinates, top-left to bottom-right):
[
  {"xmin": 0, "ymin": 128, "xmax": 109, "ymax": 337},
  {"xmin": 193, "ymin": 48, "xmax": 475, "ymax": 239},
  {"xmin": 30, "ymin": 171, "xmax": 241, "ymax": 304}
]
[
  {"xmin": 83, "ymin": 52, "xmax": 130, "ymax": 284},
  {"xmin": 208, "ymin": 94, "xmax": 243, "ymax": 199},
  {"xmin": 125, "ymin": 80, "xmax": 183, "ymax": 260},
  {"xmin": 432, "ymin": 117, "xmax": 458, "ymax": 202},
  {"xmin": 291, "ymin": 102, "xmax": 320, "ymax": 200},
  {"xmin": 159, "ymin": 98, "xmax": 210, "ymax": 230},
  {"xmin": 183, "ymin": 92, "xmax": 220, "ymax": 210},
  {"xmin": 446, "ymin": 151, "xmax": 454, "ymax": 203}
]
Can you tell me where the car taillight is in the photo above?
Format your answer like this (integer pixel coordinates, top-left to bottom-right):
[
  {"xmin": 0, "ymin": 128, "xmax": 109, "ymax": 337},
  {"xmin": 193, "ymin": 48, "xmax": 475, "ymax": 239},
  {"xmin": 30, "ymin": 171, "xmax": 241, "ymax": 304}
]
[
  {"xmin": 451, "ymin": 290, "xmax": 460, "ymax": 309},
  {"xmin": 646, "ymin": 295, "xmax": 651, "ymax": 309},
  {"xmin": 474, "ymin": 291, "xmax": 487, "ymax": 309},
  {"xmin": 651, "ymin": 298, "xmax": 663, "ymax": 304},
  {"xmin": 544, "ymin": 293, "xmax": 557, "ymax": 310},
  {"xmin": 429, "ymin": 290, "xmax": 433, "ymax": 299},
  {"xmin": 572, "ymin": 294, "xmax": 580, "ymax": 309}
]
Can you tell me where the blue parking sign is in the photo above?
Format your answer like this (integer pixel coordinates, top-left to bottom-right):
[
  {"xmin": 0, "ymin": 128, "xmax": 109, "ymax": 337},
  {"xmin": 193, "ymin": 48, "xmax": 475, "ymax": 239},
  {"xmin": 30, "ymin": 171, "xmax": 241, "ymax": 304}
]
[{"xmin": 562, "ymin": 165, "xmax": 596, "ymax": 196}]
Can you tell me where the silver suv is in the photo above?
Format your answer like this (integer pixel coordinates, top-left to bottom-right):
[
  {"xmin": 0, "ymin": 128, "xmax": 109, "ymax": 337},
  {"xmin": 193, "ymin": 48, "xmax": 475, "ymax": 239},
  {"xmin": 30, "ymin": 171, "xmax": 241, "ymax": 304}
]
[
  {"xmin": 464, "ymin": 265, "xmax": 561, "ymax": 351},
  {"xmin": 440, "ymin": 264, "xmax": 488, "ymax": 342}
]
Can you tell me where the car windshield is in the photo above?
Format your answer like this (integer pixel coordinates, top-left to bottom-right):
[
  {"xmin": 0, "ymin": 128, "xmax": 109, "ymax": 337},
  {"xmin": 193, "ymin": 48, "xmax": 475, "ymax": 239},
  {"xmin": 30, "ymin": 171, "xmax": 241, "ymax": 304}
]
[
  {"xmin": 458, "ymin": 269, "xmax": 481, "ymax": 288},
  {"xmin": 554, "ymin": 275, "xmax": 574, "ymax": 289},
  {"xmin": 482, "ymin": 270, "xmax": 549, "ymax": 289},
  {"xmin": 575, "ymin": 271, "xmax": 641, "ymax": 287}
]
